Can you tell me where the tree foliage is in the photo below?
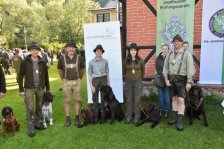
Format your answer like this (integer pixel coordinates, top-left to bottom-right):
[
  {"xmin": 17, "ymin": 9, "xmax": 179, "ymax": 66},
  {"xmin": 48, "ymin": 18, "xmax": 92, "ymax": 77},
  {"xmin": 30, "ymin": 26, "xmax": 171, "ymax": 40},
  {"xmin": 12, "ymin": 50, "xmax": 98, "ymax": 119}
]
[{"xmin": 0, "ymin": 0, "xmax": 99, "ymax": 48}]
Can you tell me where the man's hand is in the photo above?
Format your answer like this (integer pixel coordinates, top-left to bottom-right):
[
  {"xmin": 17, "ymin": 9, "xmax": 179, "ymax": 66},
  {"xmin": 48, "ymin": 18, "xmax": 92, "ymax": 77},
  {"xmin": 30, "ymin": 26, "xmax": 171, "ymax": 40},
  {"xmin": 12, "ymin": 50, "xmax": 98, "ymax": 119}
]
[
  {"xmin": 91, "ymin": 86, "xmax": 96, "ymax": 93},
  {"xmin": 19, "ymin": 92, "xmax": 25, "ymax": 97},
  {"xmin": 165, "ymin": 80, "xmax": 171, "ymax": 86},
  {"xmin": 0, "ymin": 92, "xmax": 5, "ymax": 98},
  {"xmin": 186, "ymin": 83, "xmax": 191, "ymax": 92}
]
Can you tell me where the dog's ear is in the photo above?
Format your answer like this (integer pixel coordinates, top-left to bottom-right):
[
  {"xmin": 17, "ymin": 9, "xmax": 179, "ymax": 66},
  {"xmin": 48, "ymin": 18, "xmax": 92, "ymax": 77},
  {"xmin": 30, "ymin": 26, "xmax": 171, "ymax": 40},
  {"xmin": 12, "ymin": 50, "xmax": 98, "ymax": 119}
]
[
  {"xmin": 2, "ymin": 107, "xmax": 5, "ymax": 117},
  {"xmin": 9, "ymin": 107, "xmax": 13, "ymax": 116}
]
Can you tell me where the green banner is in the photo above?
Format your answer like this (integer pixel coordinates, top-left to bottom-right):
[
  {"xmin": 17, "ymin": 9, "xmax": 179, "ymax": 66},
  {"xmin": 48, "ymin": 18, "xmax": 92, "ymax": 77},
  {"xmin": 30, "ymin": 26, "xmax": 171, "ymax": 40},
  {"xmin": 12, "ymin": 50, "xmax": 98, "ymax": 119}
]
[
  {"xmin": 156, "ymin": 0, "xmax": 195, "ymax": 55},
  {"xmin": 222, "ymin": 43, "xmax": 224, "ymax": 84}
]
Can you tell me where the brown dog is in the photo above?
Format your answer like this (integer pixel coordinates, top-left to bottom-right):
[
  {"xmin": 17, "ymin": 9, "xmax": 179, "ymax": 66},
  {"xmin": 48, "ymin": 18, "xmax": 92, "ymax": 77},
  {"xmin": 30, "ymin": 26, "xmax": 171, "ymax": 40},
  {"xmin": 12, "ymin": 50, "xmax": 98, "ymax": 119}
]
[
  {"xmin": 187, "ymin": 85, "xmax": 208, "ymax": 127},
  {"xmin": 80, "ymin": 107, "xmax": 94, "ymax": 126},
  {"xmin": 2, "ymin": 106, "xmax": 20, "ymax": 136}
]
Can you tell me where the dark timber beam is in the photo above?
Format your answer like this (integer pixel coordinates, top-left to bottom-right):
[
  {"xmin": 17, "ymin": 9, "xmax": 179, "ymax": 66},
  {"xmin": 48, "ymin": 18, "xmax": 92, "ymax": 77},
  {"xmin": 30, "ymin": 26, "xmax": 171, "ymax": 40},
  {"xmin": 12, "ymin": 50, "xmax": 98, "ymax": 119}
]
[
  {"xmin": 142, "ymin": 0, "xmax": 157, "ymax": 16},
  {"xmin": 195, "ymin": 0, "xmax": 200, "ymax": 5}
]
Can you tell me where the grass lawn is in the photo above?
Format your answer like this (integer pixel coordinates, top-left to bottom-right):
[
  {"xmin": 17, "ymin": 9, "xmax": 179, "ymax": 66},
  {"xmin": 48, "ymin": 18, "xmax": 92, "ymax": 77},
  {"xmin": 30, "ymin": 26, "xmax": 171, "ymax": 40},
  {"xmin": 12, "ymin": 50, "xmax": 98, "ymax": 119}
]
[{"xmin": 0, "ymin": 61, "xmax": 224, "ymax": 149}]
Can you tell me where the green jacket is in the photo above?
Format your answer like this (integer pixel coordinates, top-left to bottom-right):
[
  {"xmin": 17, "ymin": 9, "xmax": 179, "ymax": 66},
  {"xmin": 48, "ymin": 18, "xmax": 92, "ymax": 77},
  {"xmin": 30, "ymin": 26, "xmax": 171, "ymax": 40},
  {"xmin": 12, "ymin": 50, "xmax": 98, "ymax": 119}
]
[
  {"xmin": 123, "ymin": 58, "xmax": 145, "ymax": 80},
  {"xmin": 163, "ymin": 49, "xmax": 195, "ymax": 82},
  {"xmin": 18, "ymin": 55, "xmax": 50, "ymax": 92}
]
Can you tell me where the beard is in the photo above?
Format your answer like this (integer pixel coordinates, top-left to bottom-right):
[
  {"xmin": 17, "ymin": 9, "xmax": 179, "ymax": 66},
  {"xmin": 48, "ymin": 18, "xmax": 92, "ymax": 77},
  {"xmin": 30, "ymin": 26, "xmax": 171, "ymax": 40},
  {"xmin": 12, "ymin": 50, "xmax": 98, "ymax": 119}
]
[{"xmin": 68, "ymin": 51, "xmax": 74, "ymax": 55}]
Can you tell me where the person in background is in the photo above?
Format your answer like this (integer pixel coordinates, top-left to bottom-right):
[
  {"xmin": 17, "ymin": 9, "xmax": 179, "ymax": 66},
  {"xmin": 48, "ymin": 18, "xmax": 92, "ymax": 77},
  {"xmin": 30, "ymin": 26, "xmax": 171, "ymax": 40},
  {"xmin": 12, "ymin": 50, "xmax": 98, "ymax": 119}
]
[
  {"xmin": 88, "ymin": 44, "xmax": 110, "ymax": 124},
  {"xmin": 123, "ymin": 43, "xmax": 145, "ymax": 126},
  {"xmin": 11, "ymin": 49, "xmax": 23, "ymax": 83},
  {"xmin": 39, "ymin": 48, "xmax": 50, "ymax": 68},
  {"xmin": 0, "ymin": 48, "xmax": 11, "ymax": 75},
  {"xmin": 182, "ymin": 41, "xmax": 189, "ymax": 51},
  {"xmin": 0, "ymin": 64, "xmax": 6, "ymax": 99},
  {"xmin": 155, "ymin": 44, "xmax": 171, "ymax": 118},
  {"xmin": 19, "ymin": 42, "xmax": 50, "ymax": 137}
]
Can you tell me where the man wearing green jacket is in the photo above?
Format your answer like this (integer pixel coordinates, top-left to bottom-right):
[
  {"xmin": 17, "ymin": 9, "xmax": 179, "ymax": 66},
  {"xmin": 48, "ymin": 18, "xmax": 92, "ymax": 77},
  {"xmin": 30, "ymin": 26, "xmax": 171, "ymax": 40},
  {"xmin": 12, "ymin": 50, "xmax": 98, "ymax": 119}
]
[
  {"xmin": 163, "ymin": 34, "xmax": 195, "ymax": 131},
  {"xmin": 19, "ymin": 42, "xmax": 50, "ymax": 137}
]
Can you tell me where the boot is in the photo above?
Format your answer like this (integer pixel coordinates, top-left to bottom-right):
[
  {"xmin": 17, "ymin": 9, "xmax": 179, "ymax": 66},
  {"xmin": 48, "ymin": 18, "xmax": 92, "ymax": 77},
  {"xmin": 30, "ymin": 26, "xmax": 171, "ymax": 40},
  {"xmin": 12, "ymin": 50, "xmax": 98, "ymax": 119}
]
[
  {"xmin": 159, "ymin": 109, "xmax": 163, "ymax": 117},
  {"xmin": 34, "ymin": 123, "xmax": 45, "ymax": 130},
  {"xmin": 74, "ymin": 115, "xmax": 80, "ymax": 127},
  {"xmin": 164, "ymin": 110, "xmax": 168, "ymax": 119},
  {"xmin": 168, "ymin": 111, "xmax": 178, "ymax": 125},
  {"xmin": 177, "ymin": 114, "xmax": 184, "ymax": 131},
  {"xmin": 28, "ymin": 125, "xmax": 35, "ymax": 137},
  {"xmin": 65, "ymin": 117, "xmax": 71, "ymax": 127}
]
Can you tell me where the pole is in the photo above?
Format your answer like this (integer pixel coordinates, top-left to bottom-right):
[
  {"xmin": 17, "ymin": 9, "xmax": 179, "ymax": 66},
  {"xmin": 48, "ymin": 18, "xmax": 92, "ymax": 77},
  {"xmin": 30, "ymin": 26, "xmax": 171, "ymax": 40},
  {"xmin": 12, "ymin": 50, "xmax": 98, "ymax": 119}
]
[{"xmin": 24, "ymin": 26, "xmax": 27, "ymax": 49}]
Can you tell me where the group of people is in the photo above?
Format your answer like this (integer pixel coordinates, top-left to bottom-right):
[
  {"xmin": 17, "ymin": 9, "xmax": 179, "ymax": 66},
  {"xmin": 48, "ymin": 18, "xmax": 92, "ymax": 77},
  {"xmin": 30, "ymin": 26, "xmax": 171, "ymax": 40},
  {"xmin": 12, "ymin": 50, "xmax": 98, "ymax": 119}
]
[
  {"xmin": 155, "ymin": 34, "xmax": 195, "ymax": 131},
  {"xmin": 0, "ymin": 34, "xmax": 195, "ymax": 137}
]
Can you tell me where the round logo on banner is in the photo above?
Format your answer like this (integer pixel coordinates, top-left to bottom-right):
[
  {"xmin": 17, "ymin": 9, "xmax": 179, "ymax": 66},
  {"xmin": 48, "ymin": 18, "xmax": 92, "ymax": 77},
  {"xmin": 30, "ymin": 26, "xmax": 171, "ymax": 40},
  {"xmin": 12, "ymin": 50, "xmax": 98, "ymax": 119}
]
[
  {"xmin": 209, "ymin": 9, "xmax": 224, "ymax": 38},
  {"xmin": 161, "ymin": 16, "xmax": 187, "ymax": 44}
]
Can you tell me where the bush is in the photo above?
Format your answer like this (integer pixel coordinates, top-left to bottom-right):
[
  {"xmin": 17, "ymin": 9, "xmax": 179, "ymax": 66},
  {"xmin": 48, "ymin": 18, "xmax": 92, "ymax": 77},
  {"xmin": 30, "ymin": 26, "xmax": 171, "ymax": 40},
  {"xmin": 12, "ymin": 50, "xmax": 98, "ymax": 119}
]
[{"xmin": 203, "ymin": 94, "xmax": 224, "ymax": 105}]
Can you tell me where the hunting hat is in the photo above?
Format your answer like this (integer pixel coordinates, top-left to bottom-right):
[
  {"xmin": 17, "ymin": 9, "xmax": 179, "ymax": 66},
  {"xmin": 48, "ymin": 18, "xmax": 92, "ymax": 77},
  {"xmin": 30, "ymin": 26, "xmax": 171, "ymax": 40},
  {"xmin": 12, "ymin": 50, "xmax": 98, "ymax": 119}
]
[
  {"xmin": 172, "ymin": 34, "xmax": 183, "ymax": 42},
  {"xmin": 28, "ymin": 42, "xmax": 41, "ymax": 51},
  {"xmin": 128, "ymin": 43, "xmax": 138, "ymax": 50},
  {"xmin": 93, "ymin": 44, "xmax": 105, "ymax": 53},
  {"xmin": 64, "ymin": 40, "xmax": 77, "ymax": 48}
]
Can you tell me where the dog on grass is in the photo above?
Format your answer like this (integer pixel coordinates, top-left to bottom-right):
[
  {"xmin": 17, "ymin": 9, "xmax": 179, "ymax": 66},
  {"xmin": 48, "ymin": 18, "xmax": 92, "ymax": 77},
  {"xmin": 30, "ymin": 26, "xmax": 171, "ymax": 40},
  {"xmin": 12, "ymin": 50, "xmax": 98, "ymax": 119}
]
[
  {"xmin": 2, "ymin": 106, "xmax": 20, "ymax": 136},
  {"xmin": 80, "ymin": 107, "xmax": 94, "ymax": 126},
  {"xmin": 42, "ymin": 92, "xmax": 55, "ymax": 128},
  {"xmin": 101, "ymin": 85, "xmax": 124, "ymax": 124},
  {"xmin": 137, "ymin": 103, "xmax": 161, "ymax": 128},
  {"xmin": 187, "ymin": 85, "xmax": 208, "ymax": 127}
]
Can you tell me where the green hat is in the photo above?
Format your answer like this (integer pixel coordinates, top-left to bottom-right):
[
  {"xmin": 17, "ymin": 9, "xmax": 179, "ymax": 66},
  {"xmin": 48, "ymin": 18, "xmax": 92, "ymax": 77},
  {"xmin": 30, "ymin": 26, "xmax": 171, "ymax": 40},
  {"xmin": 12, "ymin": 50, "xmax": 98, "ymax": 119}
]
[{"xmin": 172, "ymin": 34, "xmax": 183, "ymax": 42}]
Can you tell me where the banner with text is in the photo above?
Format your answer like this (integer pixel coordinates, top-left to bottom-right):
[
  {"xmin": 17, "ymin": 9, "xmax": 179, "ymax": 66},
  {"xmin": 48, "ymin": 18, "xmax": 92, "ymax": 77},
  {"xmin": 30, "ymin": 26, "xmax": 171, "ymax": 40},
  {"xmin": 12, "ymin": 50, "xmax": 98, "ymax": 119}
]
[
  {"xmin": 200, "ymin": 0, "xmax": 224, "ymax": 84},
  {"xmin": 156, "ymin": 0, "xmax": 195, "ymax": 54},
  {"xmin": 84, "ymin": 21, "xmax": 124, "ymax": 103}
]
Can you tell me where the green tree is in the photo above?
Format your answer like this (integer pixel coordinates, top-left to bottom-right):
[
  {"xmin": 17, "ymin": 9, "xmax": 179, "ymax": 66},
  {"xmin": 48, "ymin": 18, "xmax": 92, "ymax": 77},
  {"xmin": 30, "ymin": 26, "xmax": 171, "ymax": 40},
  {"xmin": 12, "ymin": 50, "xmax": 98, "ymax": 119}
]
[
  {"xmin": 59, "ymin": 0, "xmax": 99, "ymax": 43},
  {"xmin": 0, "ymin": 0, "xmax": 99, "ymax": 48}
]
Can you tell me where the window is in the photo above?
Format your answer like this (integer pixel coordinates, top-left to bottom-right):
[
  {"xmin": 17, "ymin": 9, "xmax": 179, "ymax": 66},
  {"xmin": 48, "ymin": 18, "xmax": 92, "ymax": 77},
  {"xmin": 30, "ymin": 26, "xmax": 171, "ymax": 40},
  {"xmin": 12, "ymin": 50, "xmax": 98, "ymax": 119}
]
[{"xmin": 97, "ymin": 13, "xmax": 110, "ymax": 22}]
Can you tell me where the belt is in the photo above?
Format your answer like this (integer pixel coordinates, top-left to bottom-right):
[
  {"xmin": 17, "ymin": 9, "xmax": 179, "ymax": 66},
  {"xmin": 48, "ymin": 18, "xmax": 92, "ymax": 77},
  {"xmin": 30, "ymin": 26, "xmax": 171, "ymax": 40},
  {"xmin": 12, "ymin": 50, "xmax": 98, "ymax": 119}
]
[{"xmin": 93, "ymin": 76, "xmax": 107, "ymax": 79}]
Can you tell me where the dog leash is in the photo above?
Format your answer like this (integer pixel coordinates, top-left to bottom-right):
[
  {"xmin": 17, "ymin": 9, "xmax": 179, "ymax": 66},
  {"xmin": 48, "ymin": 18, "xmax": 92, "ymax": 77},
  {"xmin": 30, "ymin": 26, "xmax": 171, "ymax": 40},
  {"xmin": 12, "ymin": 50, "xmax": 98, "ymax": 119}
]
[{"xmin": 140, "ymin": 105, "xmax": 150, "ymax": 118}]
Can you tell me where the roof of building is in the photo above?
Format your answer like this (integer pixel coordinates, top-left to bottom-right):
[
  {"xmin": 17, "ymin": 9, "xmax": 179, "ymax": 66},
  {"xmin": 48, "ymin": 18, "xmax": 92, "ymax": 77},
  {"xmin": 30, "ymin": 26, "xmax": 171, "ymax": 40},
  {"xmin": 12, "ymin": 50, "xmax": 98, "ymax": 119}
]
[{"xmin": 95, "ymin": 0, "xmax": 117, "ymax": 8}]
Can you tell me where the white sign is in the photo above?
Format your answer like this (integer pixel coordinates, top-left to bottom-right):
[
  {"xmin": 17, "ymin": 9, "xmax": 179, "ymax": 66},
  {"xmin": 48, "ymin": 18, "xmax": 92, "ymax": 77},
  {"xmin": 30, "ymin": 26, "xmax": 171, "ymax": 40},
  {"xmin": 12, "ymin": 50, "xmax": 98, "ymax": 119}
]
[
  {"xmin": 200, "ymin": 0, "xmax": 224, "ymax": 84},
  {"xmin": 84, "ymin": 21, "xmax": 124, "ymax": 103}
]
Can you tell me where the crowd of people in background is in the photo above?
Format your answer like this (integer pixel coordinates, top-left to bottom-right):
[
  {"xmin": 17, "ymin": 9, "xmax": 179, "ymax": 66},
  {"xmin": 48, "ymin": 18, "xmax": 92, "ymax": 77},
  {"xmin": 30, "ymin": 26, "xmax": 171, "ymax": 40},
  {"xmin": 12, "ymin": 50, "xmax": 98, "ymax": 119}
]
[{"xmin": 0, "ymin": 46, "xmax": 55, "ymax": 76}]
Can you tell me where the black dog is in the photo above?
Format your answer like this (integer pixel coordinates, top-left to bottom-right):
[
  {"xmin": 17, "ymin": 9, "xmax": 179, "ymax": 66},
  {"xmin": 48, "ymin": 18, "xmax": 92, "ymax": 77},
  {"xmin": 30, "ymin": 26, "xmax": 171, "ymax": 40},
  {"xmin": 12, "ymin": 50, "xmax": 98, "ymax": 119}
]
[
  {"xmin": 101, "ymin": 85, "xmax": 124, "ymax": 124},
  {"xmin": 2, "ymin": 106, "xmax": 20, "ymax": 135},
  {"xmin": 187, "ymin": 85, "xmax": 208, "ymax": 127},
  {"xmin": 137, "ymin": 103, "xmax": 160, "ymax": 128}
]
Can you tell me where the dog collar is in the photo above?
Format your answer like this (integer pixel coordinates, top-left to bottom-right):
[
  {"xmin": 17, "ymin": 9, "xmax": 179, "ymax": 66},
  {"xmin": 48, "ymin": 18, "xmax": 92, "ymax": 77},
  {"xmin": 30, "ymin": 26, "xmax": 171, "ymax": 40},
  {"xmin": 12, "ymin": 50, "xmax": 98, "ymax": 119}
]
[{"xmin": 189, "ymin": 98, "xmax": 203, "ymax": 110}]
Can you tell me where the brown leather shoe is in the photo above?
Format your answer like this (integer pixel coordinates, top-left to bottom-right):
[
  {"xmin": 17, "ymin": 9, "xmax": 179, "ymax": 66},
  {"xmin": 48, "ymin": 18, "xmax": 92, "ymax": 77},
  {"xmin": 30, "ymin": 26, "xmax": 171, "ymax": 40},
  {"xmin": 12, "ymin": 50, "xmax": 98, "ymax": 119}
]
[
  {"xmin": 168, "ymin": 111, "xmax": 178, "ymax": 125},
  {"xmin": 74, "ymin": 116, "xmax": 80, "ymax": 127},
  {"xmin": 65, "ymin": 117, "xmax": 71, "ymax": 127}
]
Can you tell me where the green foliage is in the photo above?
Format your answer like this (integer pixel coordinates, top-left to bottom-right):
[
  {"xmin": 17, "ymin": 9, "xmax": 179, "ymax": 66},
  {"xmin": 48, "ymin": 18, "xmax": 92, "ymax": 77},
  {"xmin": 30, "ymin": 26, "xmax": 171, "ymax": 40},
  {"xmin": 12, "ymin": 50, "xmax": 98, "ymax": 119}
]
[
  {"xmin": 0, "ymin": 0, "xmax": 99, "ymax": 48},
  {"xmin": 203, "ymin": 94, "xmax": 224, "ymax": 105},
  {"xmin": 141, "ymin": 91, "xmax": 158, "ymax": 101}
]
